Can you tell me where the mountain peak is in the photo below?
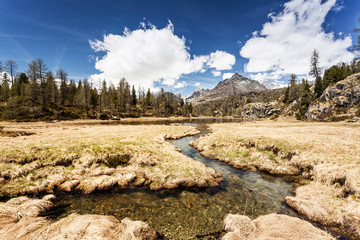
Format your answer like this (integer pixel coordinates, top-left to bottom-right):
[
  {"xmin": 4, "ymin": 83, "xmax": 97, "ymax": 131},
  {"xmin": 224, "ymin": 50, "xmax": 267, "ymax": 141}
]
[
  {"xmin": 185, "ymin": 88, "xmax": 210, "ymax": 102},
  {"xmin": 192, "ymin": 75, "xmax": 267, "ymax": 105}
]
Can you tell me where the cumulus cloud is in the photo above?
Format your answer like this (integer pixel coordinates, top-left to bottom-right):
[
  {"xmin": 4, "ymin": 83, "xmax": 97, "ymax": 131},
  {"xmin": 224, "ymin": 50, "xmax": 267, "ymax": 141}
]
[
  {"xmin": 174, "ymin": 81, "xmax": 187, "ymax": 88},
  {"xmin": 222, "ymin": 72, "xmax": 234, "ymax": 80},
  {"xmin": 249, "ymin": 72, "xmax": 287, "ymax": 88},
  {"xmin": 211, "ymin": 70, "xmax": 221, "ymax": 77},
  {"xmin": 195, "ymin": 82, "xmax": 200, "ymax": 87},
  {"xmin": 240, "ymin": 0, "xmax": 354, "ymax": 80},
  {"xmin": 207, "ymin": 50, "xmax": 236, "ymax": 70},
  {"xmin": 89, "ymin": 21, "xmax": 235, "ymax": 90}
]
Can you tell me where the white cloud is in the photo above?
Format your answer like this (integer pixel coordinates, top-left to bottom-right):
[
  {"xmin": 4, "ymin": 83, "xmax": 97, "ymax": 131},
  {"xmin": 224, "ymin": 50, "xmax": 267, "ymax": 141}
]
[
  {"xmin": 211, "ymin": 70, "xmax": 221, "ymax": 77},
  {"xmin": 248, "ymin": 72, "xmax": 288, "ymax": 88},
  {"xmin": 222, "ymin": 72, "xmax": 234, "ymax": 80},
  {"xmin": 89, "ymin": 21, "xmax": 235, "ymax": 90},
  {"xmin": 240, "ymin": 0, "xmax": 354, "ymax": 80},
  {"xmin": 162, "ymin": 78, "xmax": 176, "ymax": 86},
  {"xmin": 174, "ymin": 81, "xmax": 187, "ymax": 88},
  {"xmin": 207, "ymin": 50, "xmax": 236, "ymax": 70},
  {"xmin": 195, "ymin": 82, "xmax": 200, "ymax": 87}
]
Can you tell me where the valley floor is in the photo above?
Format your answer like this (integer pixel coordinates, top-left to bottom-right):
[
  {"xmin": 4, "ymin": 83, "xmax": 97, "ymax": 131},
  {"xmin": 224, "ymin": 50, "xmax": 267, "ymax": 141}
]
[
  {"xmin": 0, "ymin": 119, "xmax": 221, "ymax": 198},
  {"xmin": 193, "ymin": 119, "xmax": 360, "ymax": 239},
  {"xmin": 0, "ymin": 118, "xmax": 359, "ymax": 239}
]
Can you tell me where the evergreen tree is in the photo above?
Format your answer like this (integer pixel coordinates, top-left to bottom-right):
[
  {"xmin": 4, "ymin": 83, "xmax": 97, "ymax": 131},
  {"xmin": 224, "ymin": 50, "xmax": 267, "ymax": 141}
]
[
  {"xmin": 309, "ymin": 49, "xmax": 323, "ymax": 98},
  {"xmin": 57, "ymin": 69, "xmax": 68, "ymax": 105},
  {"xmin": 67, "ymin": 80, "xmax": 77, "ymax": 105},
  {"xmin": 2, "ymin": 72, "xmax": 10, "ymax": 101},
  {"xmin": 5, "ymin": 60, "xmax": 17, "ymax": 85},
  {"xmin": 27, "ymin": 60, "xmax": 39, "ymax": 103},
  {"xmin": 296, "ymin": 80, "xmax": 312, "ymax": 120},
  {"xmin": 145, "ymin": 88, "xmax": 151, "ymax": 106},
  {"xmin": 283, "ymin": 86, "xmax": 290, "ymax": 104},
  {"xmin": 314, "ymin": 76, "xmax": 323, "ymax": 98},
  {"xmin": 45, "ymin": 71, "xmax": 58, "ymax": 104},
  {"xmin": 131, "ymin": 85, "xmax": 137, "ymax": 106}
]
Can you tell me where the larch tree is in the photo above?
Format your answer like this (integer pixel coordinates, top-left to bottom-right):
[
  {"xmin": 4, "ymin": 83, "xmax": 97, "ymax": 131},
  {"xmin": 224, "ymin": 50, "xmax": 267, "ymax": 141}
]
[
  {"xmin": 309, "ymin": 49, "xmax": 323, "ymax": 98},
  {"xmin": 131, "ymin": 85, "xmax": 137, "ymax": 106},
  {"xmin": 5, "ymin": 60, "xmax": 17, "ymax": 85},
  {"xmin": 57, "ymin": 69, "xmax": 68, "ymax": 105},
  {"xmin": 27, "ymin": 60, "xmax": 39, "ymax": 103}
]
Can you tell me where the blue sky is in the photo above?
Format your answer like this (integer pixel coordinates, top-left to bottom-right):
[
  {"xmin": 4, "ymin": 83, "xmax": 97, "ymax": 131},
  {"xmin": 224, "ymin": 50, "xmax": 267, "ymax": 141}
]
[{"xmin": 0, "ymin": 0, "xmax": 359, "ymax": 96}]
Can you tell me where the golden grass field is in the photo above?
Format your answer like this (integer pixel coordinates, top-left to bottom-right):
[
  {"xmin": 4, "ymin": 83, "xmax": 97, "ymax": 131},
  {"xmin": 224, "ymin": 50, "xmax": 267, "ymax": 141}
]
[
  {"xmin": 193, "ymin": 119, "xmax": 360, "ymax": 238},
  {"xmin": 0, "ymin": 120, "xmax": 221, "ymax": 198}
]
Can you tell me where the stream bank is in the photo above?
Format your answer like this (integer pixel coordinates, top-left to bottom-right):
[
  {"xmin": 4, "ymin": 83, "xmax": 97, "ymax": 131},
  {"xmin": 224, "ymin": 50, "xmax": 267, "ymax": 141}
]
[{"xmin": 53, "ymin": 119, "xmax": 297, "ymax": 239}]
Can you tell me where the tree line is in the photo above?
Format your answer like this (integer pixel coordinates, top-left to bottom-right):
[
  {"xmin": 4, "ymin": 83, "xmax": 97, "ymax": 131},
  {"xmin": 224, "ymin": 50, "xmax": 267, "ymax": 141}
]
[{"xmin": 0, "ymin": 59, "xmax": 192, "ymax": 121}]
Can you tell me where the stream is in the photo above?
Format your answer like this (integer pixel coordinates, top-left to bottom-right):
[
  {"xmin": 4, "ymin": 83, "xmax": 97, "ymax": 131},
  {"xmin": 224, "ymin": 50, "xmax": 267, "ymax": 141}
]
[{"xmin": 53, "ymin": 119, "xmax": 297, "ymax": 239}]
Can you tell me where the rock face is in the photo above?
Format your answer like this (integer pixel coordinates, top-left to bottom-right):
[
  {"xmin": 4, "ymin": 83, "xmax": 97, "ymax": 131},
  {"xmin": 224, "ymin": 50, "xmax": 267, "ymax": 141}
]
[
  {"xmin": 222, "ymin": 213, "xmax": 334, "ymax": 240},
  {"xmin": 307, "ymin": 73, "xmax": 360, "ymax": 119},
  {"xmin": 237, "ymin": 102, "xmax": 281, "ymax": 120},
  {"xmin": 185, "ymin": 88, "xmax": 210, "ymax": 102},
  {"xmin": 192, "ymin": 73, "xmax": 267, "ymax": 105},
  {"xmin": 0, "ymin": 195, "xmax": 158, "ymax": 240},
  {"xmin": 320, "ymin": 73, "xmax": 360, "ymax": 107}
]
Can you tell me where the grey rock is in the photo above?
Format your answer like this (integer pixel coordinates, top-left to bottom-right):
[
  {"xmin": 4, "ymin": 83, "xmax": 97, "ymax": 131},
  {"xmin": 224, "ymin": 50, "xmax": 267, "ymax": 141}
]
[
  {"xmin": 237, "ymin": 102, "xmax": 281, "ymax": 120},
  {"xmin": 193, "ymin": 73, "xmax": 267, "ymax": 105},
  {"xmin": 185, "ymin": 88, "xmax": 210, "ymax": 102},
  {"xmin": 320, "ymin": 73, "xmax": 360, "ymax": 107}
]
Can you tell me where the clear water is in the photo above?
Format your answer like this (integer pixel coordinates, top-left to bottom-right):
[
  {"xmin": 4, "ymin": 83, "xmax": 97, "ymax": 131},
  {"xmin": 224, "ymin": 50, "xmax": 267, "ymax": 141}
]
[{"xmin": 53, "ymin": 119, "xmax": 296, "ymax": 239}]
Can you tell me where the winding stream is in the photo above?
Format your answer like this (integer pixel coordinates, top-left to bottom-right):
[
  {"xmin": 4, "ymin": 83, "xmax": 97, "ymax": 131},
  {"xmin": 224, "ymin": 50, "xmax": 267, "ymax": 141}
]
[{"xmin": 54, "ymin": 119, "xmax": 296, "ymax": 239}]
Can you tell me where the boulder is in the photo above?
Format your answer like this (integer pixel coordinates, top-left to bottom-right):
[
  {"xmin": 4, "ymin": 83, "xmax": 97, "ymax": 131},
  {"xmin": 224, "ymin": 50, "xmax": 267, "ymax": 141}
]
[
  {"xmin": 320, "ymin": 73, "xmax": 360, "ymax": 107},
  {"xmin": 239, "ymin": 102, "xmax": 281, "ymax": 119}
]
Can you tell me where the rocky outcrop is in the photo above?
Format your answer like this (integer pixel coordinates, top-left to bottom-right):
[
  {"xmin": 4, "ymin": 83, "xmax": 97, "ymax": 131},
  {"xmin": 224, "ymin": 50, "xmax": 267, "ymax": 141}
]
[
  {"xmin": 237, "ymin": 102, "xmax": 281, "ymax": 120},
  {"xmin": 320, "ymin": 73, "xmax": 360, "ymax": 106},
  {"xmin": 222, "ymin": 213, "xmax": 334, "ymax": 240},
  {"xmin": 185, "ymin": 88, "xmax": 210, "ymax": 102},
  {"xmin": 307, "ymin": 73, "xmax": 360, "ymax": 119},
  {"xmin": 306, "ymin": 101, "xmax": 334, "ymax": 119},
  {"xmin": 193, "ymin": 73, "xmax": 267, "ymax": 105},
  {"xmin": 0, "ymin": 195, "xmax": 158, "ymax": 240}
]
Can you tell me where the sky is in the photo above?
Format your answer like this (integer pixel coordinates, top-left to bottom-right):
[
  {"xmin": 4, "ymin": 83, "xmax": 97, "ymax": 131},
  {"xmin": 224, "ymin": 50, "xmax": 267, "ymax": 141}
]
[{"xmin": 0, "ymin": 0, "xmax": 359, "ymax": 96}]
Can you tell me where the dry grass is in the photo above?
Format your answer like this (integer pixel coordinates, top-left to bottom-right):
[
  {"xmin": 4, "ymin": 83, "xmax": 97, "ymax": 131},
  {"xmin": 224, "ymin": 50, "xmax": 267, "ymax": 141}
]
[
  {"xmin": 193, "ymin": 120, "xmax": 360, "ymax": 176},
  {"xmin": 0, "ymin": 195, "xmax": 158, "ymax": 240},
  {"xmin": 222, "ymin": 213, "xmax": 334, "ymax": 240},
  {"xmin": 193, "ymin": 119, "xmax": 360, "ymax": 237},
  {"xmin": 0, "ymin": 121, "xmax": 221, "ymax": 197},
  {"xmin": 286, "ymin": 182, "xmax": 360, "ymax": 239}
]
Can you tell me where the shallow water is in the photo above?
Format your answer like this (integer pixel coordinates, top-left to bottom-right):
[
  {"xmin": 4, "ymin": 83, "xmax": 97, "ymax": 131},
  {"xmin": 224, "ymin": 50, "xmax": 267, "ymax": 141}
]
[{"xmin": 54, "ymin": 119, "xmax": 296, "ymax": 239}]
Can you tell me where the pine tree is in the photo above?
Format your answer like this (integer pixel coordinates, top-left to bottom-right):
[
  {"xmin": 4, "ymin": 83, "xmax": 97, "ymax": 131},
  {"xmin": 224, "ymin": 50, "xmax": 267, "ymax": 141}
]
[
  {"xmin": 296, "ymin": 80, "xmax": 312, "ymax": 120},
  {"xmin": 57, "ymin": 69, "xmax": 68, "ymax": 105},
  {"xmin": 45, "ymin": 71, "xmax": 58, "ymax": 104},
  {"xmin": 2, "ymin": 72, "xmax": 10, "ymax": 101},
  {"xmin": 5, "ymin": 60, "xmax": 17, "ymax": 85},
  {"xmin": 145, "ymin": 88, "xmax": 151, "ymax": 106},
  {"xmin": 27, "ymin": 60, "xmax": 39, "ymax": 103},
  {"xmin": 309, "ymin": 49, "xmax": 323, "ymax": 98},
  {"xmin": 131, "ymin": 85, "xmax": 137, "ymax": 106}
]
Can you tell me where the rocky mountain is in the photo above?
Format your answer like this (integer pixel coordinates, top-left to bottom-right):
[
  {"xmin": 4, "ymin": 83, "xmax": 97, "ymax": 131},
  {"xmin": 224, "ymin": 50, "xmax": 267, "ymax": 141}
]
[
  {"xmin": 185, "ymin": 88, "xmax": 210, "ymax": 102},
  {"xmin": 192, "ymin": 73, "xmax": 267, "ymax": 105}
]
